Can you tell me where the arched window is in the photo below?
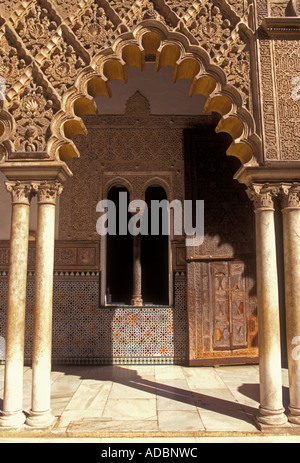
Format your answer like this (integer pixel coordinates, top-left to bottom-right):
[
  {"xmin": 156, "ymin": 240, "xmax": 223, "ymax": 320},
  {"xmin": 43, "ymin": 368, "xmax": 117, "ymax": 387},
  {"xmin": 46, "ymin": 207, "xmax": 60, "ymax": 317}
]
[
  {"xmin": 142, "ymin": 186, "xmax": 169, "ymax": 305},
  {"xmin": 106, "ymin": 186, "xmax": 133, "ymax": 305}
]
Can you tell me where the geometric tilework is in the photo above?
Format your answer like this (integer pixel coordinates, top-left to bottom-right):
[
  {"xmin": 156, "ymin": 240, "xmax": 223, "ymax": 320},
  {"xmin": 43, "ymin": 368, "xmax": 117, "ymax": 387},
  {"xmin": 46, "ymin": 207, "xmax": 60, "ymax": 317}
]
[{"xmin": 0, "ymin": 272, "xmax": 188, "ymax": 365}]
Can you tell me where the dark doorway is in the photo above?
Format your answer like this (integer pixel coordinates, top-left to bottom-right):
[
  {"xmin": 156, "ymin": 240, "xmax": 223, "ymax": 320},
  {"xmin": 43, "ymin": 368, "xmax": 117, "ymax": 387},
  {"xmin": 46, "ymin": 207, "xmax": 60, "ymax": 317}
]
[
  {"xmin": 141, "ymin": 186, "xmax": 169, "ymax": 305},
  {"xmin": 106, "ymin": 186, "xmax": 133, "ymax": 305}
]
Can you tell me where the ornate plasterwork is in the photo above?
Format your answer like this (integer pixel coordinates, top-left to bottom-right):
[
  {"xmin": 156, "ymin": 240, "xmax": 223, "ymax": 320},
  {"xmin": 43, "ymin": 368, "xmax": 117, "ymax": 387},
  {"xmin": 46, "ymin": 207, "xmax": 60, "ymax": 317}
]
[
  {"xmin": 59, "ymin": 91, "xmax": 190, "ymax": 240},
  {"xmin": 10, "ymin": 81, "xmax": 57, "ymax": 155},
  {"xmin": 0, "ymin": 0, "xmax": 260, "ymax": 166},
  {"xmin": 274, "ymin": 40, "xmax": 300, "ymax": 161}
]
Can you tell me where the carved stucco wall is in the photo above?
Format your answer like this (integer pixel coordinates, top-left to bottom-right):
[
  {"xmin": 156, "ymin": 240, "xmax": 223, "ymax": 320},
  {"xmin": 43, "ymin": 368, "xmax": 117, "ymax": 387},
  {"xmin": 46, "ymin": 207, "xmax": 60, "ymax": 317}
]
[
  {"xmin": 59, "ymin": 91, "xmax": 216, "ymax": 242},
  {"xmin": 0, "ymin": 0, "xmax": 260, "ymax": 165},
  {"xmin": 256, "ymin": 0, "xmax": 300, "ymax": 161},
  {"xmin": 0, "ymin": 0, "xmax": 299, "ymax": 165}
]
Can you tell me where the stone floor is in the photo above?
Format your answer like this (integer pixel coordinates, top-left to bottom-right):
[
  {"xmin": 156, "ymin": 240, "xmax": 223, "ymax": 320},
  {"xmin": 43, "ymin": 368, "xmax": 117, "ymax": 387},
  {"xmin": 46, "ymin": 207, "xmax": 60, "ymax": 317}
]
[{"xmin": 0, "ymin": 363, "xmax": 299, "ymax": 443}]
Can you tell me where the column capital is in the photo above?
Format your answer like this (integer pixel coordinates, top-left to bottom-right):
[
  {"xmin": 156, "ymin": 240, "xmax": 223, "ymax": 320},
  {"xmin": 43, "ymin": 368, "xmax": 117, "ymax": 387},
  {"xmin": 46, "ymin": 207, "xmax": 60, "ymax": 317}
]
[
  {"xmin": 34, "ymin": 181, "xmax": 64, "ymax": 205},
  {"xmin": 246, "ymin": 183, "xmax": 280, "ymax": 211},
  {"xmin": 279, "ymin": 183, "xmax": 300, "ymax": 210},
  {"xmin": 5, "ymin": 181, "xmax": 36, "ymax": 205}
]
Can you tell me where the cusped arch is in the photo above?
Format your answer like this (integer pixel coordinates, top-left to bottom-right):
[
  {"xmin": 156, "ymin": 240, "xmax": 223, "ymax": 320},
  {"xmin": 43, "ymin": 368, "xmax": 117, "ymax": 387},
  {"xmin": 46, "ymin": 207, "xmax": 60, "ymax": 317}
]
[
  {"xmin": 142, "ymin": 177, "xmax": 172, "ymax": 202},
  {"xmin": 104, "ymin": 176, "xmax": 134, "ymax": 203},
  {"xmin": 0, "ymin": 105, "xmax": 15, "ymax": 159},
  {"xmin": 48, "ymin": 22, "xmax": 261, "ymax": 166}
]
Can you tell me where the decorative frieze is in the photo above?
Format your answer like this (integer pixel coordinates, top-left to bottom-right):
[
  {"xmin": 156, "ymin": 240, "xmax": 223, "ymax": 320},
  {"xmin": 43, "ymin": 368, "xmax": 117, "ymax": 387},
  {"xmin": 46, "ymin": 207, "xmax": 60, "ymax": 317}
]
[{"xmin": 0, "ymin": 240, "xmax": 100, "ymax": 271}]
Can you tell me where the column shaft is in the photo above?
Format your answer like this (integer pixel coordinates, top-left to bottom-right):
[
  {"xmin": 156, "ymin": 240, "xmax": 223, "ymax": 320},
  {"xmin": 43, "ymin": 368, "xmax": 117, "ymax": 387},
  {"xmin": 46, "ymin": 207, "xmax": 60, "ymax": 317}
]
[
  {"xmin": 26, "ymin": 182, "xmax": 62, "ymax": 428},
  {"xmin": 281, "ymin": 184, "xmax": 300, "ymax": 424},
  {"xmin": 0, "ymin": 183, "xmax": 33, "ymax": 428},
  {"xmin": 248, "ymin": 184, "xmax": 287, "ymax": 427}
]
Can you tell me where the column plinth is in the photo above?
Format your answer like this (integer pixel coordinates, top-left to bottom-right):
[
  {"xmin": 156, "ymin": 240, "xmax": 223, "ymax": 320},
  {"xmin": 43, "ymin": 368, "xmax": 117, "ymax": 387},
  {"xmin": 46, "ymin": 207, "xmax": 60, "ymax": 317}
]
[
  {"xmin": 25, "ymin": 182, "xmax": 63, "ymax": 429},
  {"xmin": 280, "ymin": 184, "xmax": 300, "ymax": 425},
  {"xmin": 247, "ymin": 184, "xmax": 287, "ymax": 428},
  {"xmin": 0, "ymin": 182, "xmax": 35, "ymax": 428}
]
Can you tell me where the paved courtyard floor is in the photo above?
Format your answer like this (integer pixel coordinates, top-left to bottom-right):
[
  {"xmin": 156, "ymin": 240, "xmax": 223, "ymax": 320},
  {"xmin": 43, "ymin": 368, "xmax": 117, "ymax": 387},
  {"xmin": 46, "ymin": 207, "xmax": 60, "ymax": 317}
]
[{"xmin": 0, "ymin": 363, "xmax": 299, "ymax": 443}]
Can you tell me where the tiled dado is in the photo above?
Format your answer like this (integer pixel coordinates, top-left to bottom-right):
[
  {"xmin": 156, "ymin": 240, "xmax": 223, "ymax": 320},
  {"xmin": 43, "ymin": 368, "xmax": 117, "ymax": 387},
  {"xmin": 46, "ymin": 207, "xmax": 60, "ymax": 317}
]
[
  {"xmin": 0, "ymin": 240, "xmax": 100, "ymax": 272},
  {"xmin": 0, "ymin": 271, "xmax": 188, "ymax": 365}
]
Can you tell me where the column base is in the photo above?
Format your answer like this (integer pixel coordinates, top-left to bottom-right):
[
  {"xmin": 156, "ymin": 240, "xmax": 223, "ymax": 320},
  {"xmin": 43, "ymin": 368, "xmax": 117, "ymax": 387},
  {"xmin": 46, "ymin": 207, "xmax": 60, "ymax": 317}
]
[
  {"xmin": 0, "ymin": 410, "xmax": 26, "ymax": 428},
  {"xmin": 255, "ymin": 406, "xmax": 288, "ymax": 429},
  {"xmin": 25, "ymin": 410, "xmax": 55, "ymax": 429},
  {"xmin": 288, "ymin": 405, "xmax": 300, "ymax": 425},
  {"xmin": 131, "ymin": 295, "xmax": 143, "ymax": 306}
]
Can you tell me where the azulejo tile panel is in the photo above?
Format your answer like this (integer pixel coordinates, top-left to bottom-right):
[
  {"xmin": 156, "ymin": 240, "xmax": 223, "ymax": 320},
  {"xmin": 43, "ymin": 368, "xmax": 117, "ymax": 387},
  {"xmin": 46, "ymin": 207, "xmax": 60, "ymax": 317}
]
[{"xmin": 0, "ymin": 272, "xmax": 188, "ymax": 365}]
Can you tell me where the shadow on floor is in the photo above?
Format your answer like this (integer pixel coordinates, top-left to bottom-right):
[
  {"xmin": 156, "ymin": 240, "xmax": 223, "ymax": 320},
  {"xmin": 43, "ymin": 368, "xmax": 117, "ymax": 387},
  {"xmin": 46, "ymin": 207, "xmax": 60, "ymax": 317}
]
[
  {"xmin": 53, "ymin": 365, "xmax": 265, "ymax": 427},
  {"xmin": 0, "ymin": 365, "xmax": 290, "ymax": 430}
]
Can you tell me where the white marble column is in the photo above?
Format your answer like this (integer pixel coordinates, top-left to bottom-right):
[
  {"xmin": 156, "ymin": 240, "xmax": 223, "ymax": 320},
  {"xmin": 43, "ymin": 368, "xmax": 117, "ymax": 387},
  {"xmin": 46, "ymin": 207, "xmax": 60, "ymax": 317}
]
[
  {"xmin": 247, "ymin": 184, "xmax": 287, "ymax": 428},
  {"xmin": 0, "ymin": 182, "xmax": 35, "ymax": 428},
  {"xmin": 280, "ymin": 183, "xmax": 300, "ymax": 425},
  {"xmin": 26, "ymin": 182, "xmax": 63, "ymax": 428}
]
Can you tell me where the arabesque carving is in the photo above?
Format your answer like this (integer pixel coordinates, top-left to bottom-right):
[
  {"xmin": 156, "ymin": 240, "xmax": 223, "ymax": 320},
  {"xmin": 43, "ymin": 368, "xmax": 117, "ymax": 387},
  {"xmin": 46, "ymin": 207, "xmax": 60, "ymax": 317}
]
[
  {"xmin": 10, "ymin": 80, "xmax": 56, "ymax": 155},
  {"xmin": 71, "ymin": 2, "xmax": 115, "ymax": 56},
  {"xmin": 0, "ymin": 0, "xmax": 260, "ymax": 165}
]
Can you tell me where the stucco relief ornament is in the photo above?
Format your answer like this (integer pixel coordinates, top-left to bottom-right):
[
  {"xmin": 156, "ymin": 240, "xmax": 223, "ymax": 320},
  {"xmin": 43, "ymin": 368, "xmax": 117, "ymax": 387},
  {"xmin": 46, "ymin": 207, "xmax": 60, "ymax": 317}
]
[
  {"xmin": 226, "ymin": 0, "xmax": 246, "ymax": 17},
  {"xmin": 109, "ymin": 0, "xmax": 133, "ymax": 18},
  {"xmin": 186, "ymin": 3, "xmax": 232, "ymax": 56},
  {"xmin": 219, "ymin": 40, "xmax": 250, "ymax": 108},
  {"xmin": 165, "ymin": 0, "xmax": 191, "ymax": 18},
  {"xmin": 11, "ymin": 84, "xmax": 54, "ymax": 152},
  {"xmin": 142, "ymin": 2, "xmax": 159, "ymax": 20},
  {"xmin": 16, "ymin": 5, "xmax": 58, "ymax": 55},
  {"xmin": 72, "ymin": 4, "xmax": 114, "ymax": 55},
  {"xmin": 42, "ymin": 42, "xmax": 85, "ymax": 95},
  {"xmin": 0, "ymin": 38, "xmax": 27, "ymax": 90}
]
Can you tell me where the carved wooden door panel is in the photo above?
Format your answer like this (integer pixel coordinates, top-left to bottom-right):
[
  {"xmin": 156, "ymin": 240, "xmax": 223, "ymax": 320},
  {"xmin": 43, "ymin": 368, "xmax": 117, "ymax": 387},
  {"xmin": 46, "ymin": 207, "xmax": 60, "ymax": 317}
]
[
  {"xmin": 187, "ymin": 258, "xmax": 258, "ymax": 366},
  {"xmin": 211, "ymin": 261, "xmax": 247, "ymax": 351}
]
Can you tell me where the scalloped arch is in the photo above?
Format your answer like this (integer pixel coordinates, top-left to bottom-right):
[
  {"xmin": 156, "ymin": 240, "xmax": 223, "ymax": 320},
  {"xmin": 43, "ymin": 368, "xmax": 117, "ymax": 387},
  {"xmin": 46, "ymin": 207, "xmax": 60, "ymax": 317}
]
[
  {"xmin": 0, "ymin": 105, "xmax": 16, "ymax": 159},
  {"xmin": 47, "ymin": 22, "xmax": 261, "ymax": 166}
]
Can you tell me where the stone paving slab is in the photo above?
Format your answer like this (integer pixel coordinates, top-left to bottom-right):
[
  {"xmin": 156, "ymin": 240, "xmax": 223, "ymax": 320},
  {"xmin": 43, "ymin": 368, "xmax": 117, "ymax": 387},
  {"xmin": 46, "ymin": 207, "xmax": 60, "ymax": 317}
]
[{"xmin": 0, "ymin": 364, "xmax": 300, "ymax": 441}]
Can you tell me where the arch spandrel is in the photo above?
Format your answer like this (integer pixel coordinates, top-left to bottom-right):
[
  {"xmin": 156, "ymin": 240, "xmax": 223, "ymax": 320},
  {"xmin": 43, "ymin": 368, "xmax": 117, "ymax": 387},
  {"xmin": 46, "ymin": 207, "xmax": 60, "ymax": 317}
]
[{"xmin": 0, "ymin": 0, "xmax": 261, "ymax": 167}]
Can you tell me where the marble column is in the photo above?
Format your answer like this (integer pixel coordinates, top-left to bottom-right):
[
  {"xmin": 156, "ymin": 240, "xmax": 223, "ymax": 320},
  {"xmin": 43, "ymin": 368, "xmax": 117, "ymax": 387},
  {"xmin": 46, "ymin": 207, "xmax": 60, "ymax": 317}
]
[
  {"xmin": 247, "ymin": 184, "xmax": 287, "ymax": 428},
  {"xmin": 131, "ymin": 234, "xmax": 143, "ymax": 306},
  {"xmin": 26, "ymin": 182, "xmax": 63, "ymax": 428},
  {"xmin": 280, "ymin": 183, "xmax": 300, "ymax": 425},
  {"xmin": 0, "ymin": 182, "xmax": 35, "ymax": 428}
]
